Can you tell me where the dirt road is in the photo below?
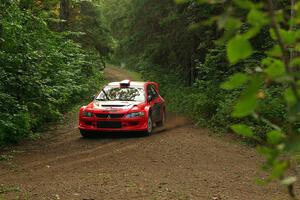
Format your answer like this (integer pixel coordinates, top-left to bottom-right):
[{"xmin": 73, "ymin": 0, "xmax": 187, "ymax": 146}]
[{"xmin": 0, "ymin": 66, "xmax": 289, "ymax": 200}]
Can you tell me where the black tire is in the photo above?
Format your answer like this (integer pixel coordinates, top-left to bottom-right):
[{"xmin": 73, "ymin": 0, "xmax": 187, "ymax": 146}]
[
  {"xmin": 144, "ymin": 115, "xmax": 153, "ymax": 136},
  {"xmin": 80, "ymin": 130, "xmax": 92, "ymax": 138},
  {"xmin": 156, "ymin": 111, "xmax": 166, "ymax": 127}
]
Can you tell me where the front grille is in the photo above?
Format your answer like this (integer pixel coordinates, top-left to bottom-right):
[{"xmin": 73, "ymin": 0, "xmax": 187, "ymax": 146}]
[
  {"xmin": 97, "ymin": 121, "xmax": 122, "ymax": 129},
  {"xmin": 95, "ymin": 114, "xmax": 124, "ymax": 119}
]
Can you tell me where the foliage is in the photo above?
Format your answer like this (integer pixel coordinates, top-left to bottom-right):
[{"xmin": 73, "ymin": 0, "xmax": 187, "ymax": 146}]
[
  {"xmin": 199, "ymin": 0, "xmax": 300, "ymax": 198},
  {"xmin": 1, "ymin": 0, "xmax": 298, "ymax": 197},
  {"xmin": 101, "ymin": 0, "xmax": 300, "ymax": 198},
  {"xmin": 0, "ymin": 1, "xmax": 105, "ymax": 146},
  {"xmin": 66, "ymin": 0, "xmax": 114, "ymax": 60},
  {"xmin": 101, "ymin": 0, "xmax": 221, "ymax": 85}
]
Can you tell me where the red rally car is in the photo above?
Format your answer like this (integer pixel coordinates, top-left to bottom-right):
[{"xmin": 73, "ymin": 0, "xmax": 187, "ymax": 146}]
[{"xmin": 78, "ymin": 80, "xmax": 166, "ymax": 137}]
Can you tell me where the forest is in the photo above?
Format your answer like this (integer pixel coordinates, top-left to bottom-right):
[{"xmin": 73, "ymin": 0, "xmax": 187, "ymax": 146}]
[
  {"xmin": 1, "ymin": 0, "xmax": 300, "ymax": 198},
  {"xmin": 102, "ymin": 0, "xmax": 290, "ymax": 136},
  {"xmin": 0, "ymin": 0, "xmax": 112, "ymax": 145}
]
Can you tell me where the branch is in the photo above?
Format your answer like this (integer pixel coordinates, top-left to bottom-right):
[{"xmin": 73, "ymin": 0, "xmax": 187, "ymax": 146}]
[
  {"xmin": 266, "ymin": 0, "xmax": 300, "ymax": 101},
  {"xmin": 252, "ymin": 112, "xmax": 282, "ymax": 131}
]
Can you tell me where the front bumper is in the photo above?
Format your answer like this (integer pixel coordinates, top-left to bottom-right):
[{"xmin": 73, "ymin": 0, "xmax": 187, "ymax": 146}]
[{"xmin": 78, "ymin": 115, "xmax": 148, "ymax": 132}]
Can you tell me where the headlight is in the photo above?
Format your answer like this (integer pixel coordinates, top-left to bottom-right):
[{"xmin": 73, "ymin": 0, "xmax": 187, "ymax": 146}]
[
  {"xmin": 125, "ymin": 112, "xmax": 145, "ymax": 118},
  {"xmin": 83, "ymin": 111, "xmax": 93, "ymax": 117}
]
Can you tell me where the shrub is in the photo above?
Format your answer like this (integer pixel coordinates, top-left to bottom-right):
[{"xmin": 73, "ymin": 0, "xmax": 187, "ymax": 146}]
[{"xmin": 0, "ymin": 2, "xmax": 104, "ymax": 146}]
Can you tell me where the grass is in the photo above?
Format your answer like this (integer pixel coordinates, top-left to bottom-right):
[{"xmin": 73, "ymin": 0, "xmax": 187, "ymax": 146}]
[
  {"xmin": 0, "ymin": 154, "xmax": 13, "ymax": 162},
  {"xmin": 0, "ymin": 185, "xmax": 20, "ymax": 195},
  {"xmin": 0, "ymin": 185, "xmax": 30, "ymax": 200},
  {"xmin": 125, "ymin": 69, "xmax": 143, "ymax": 81},
  {"xmin": 0, "ymin": 150, "xmax": 23, "ymax": 162},
  {"xmin": 0, "ymin": 150, "xmax": 24, "ymax": 171}
]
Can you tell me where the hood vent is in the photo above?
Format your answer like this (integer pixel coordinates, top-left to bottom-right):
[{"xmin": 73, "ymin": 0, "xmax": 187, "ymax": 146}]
[{"xmin": 101, "ymin": 105, "xmax": 126, "ymax": 107}]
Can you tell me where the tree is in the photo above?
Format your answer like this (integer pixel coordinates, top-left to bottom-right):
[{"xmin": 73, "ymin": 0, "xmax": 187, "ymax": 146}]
[
  {"xmin": 103, "ymin": 0, "xmax": 300, "ymax": 197},
  {"xmin": 193, "ymin": 0, "xmax": 300, "ymax": 198},
  {"xmin": 0, "ymin": 0, "xmax": 107, "ymax": 146}
]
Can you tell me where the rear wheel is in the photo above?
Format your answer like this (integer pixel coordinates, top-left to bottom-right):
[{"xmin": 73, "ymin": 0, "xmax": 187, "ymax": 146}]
[
  {"xmin": 157, "ymin": 111, "xmax": 166, "ymax": 127},
  {"xmin": 80, "ymin": 130, "xmax": 92, "ymax": 138}
]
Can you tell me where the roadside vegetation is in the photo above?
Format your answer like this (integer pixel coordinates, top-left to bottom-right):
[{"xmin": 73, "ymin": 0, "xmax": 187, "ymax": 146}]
[
  {"xmin": 1, "ymin": 0, "xmax": 300, "ymax": 198},
  {"xmin": 100, "ymin": 0, "xmax": 300, "ymax": 198},
  {"xmin": 101, "ymin": 0, "xmax": 287, "ymax": 137},
  {"xmin": 0, "ymin": 0, "xmax": 111, "ymax": 146}
]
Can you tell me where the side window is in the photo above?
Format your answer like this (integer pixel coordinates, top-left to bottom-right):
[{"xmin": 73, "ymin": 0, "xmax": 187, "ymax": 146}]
[
  {"xmin": 150, "ymin": 85, "xmax": 158, "ymax": 99},
  {"xmin": 147, "ymin": 85, "xmax": 152, "ymax": 96},
  {"xmin": 147, "ymin": 84, "xmax": 159, "ymax": 101}
]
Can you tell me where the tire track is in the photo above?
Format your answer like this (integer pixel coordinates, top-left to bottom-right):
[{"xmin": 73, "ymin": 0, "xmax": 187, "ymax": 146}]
[{"xmin": 0, "ymin": 66, "xmax": 290, "ymax": 200}]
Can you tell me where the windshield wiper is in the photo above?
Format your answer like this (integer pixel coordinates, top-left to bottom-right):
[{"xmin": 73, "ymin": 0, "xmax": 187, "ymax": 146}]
[
  {"xmin": 101, "ymin": 89, "xmax": 110, "ymax": 101},
  {"xmin": 95, "ymin": 89, "xmax": 111, "ymax": 101}
]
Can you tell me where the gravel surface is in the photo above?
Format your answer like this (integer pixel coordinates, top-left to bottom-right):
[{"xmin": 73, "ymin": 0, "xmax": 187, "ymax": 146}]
[{"xmin": 0, "ymin": 66, "xmax": 288, "ymax": 200}]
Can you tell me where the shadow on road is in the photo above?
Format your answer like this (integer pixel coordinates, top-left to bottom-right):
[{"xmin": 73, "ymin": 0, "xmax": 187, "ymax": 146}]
[
  {"xmin": 78, "ymin": 118, "xmax": 190, "ymax": 141},
  {"xmin": 79, "ymin": 131, "xmax": 146, "ymax": 140}
]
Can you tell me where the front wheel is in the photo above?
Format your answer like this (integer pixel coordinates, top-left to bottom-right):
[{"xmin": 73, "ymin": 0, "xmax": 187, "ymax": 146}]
[
  {"xmin": 80, "ymin": 130, "xmax": 92, "ymax": 138},
  {"xmin": 144, "ymin": 116, "xmax": 153, "ymax": 136}
]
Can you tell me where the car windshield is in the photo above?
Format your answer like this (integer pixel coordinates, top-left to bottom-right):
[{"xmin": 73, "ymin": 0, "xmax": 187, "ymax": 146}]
[{"xmin": 96, "ymin": 86, "xmax": 145, "ymax": 102}]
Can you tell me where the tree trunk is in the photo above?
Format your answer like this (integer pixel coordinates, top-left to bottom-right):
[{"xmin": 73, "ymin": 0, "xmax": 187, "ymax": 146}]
[
  {"xmin": 290, "ymin": 0, "xmax": 300, "ymax": 74},
  {"xmin": 59, "ymin": 0, "xmax": 70, "ymax": 31}
]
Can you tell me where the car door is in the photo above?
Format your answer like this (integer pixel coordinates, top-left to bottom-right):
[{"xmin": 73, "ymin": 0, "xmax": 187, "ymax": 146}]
[{"xmin": 147, "ymin": 84, "xmax": 162, "ymax": 122}]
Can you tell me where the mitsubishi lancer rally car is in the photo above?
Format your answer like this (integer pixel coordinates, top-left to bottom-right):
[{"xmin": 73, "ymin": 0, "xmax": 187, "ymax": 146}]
[{"xmin": 78, "ymin": 80, "xmax": 166, "ymax": 137}]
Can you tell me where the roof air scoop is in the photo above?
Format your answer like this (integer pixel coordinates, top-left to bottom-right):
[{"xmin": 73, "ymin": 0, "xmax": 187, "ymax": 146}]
[{"xmin": 120, "ymin": 80, "xmax": 131, "ymax": 88}]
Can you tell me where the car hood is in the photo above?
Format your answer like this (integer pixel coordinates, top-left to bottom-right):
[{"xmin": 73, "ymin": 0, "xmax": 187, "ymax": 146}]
[{"xmin": 87, "ymin": 101, "xmax": 146, "ymax": 112}]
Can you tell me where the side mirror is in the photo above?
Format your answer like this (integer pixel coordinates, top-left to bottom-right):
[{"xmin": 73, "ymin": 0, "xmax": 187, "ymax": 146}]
[
  {"xmin": 91, "ymin": 95, "xmax": 96, "ymax": 101},
  {"xmin": 147, "ymin": 95, "xmax": 153, "ymax": 102}
]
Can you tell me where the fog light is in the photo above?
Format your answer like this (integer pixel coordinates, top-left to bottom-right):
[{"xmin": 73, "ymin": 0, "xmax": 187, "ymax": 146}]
[
  {"xmin": 125, "ymin": 112, "xmax": 144, "ymax": 118},
  {"xmin": 83, "ymin": 111, "xmax": 93, "ymax": 117}
]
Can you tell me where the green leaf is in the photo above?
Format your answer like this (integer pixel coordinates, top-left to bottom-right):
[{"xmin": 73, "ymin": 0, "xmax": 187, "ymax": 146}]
[
  {"xmin": 275, "ymin": 10, "xmax": 284, "ymax": 23},
  {"xmin": 284, "ymin": 88, "xmax": 297, "ymax": 106},
  {"xmin": 195, "ymin": 0, "xmax": 225, "ymax": 4},
  {"xmin": 280, "ymin": 29, "xmax": 297, "ymax": 45},
  {"xmin": 232, "ymin": 76, "xmax": 262, "ymax": 117},
  {"xmin": 247, "ymin": 9, "xmax": 269, "ymax": 27},
  {"xmin": 174, "ymin": 0, "xmax": 188, "ymax": 4},
  {"xmin": 257, "ymin": 146, "xmax": 275, "ymax": 158},
  {"xmin": 269, "ymin": 28, "xmax": 298, "ymax": 45},
  {"xmin": 266, "ymin": 45, "xmax": 282, "ymax": 57},
  {"xmin": 243, "ymin": 26, "xmax": 261, "ymax": 39},
  {"xmin": 295, "ymin": 44, "xmax": 300, "ymax": 52},
  {"xmin": 227, "ymin": 35, "xmax": 253, "ymax": 64},
  {"xmin": 267, "ymin": 130, "xmax": 283, "ymax": 145},
  {"xmin": 263, "ymin": 58, "xmax": 285, "ymax": 78},
  {"xmin": 291, "ymin": 57, "xmax": 300, "ymax": 67},
  {"xmin": 224, "ymin": 17, "xmax": 241, "ymax": 30},
  {"xmin": 232, "ymin": 96, "xmax": 258, "ymax": 117},
  {"xmin": 233, "ymin": 0, "xmax": 255, "ymax": 9},
  {"xmin": 221, "ymin": 73, "xmax": 249, "ymax": 90},
  {"xmin": 231, "ymin": 124, "xmax": 254, "ymax": 138},
  {"xmin": 271, "ymin": 161, "xmax": 288, "ymax": 178},
  {"xmin": 269, "ymin": 28, "xmax": 276, "ymax": 40}
]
